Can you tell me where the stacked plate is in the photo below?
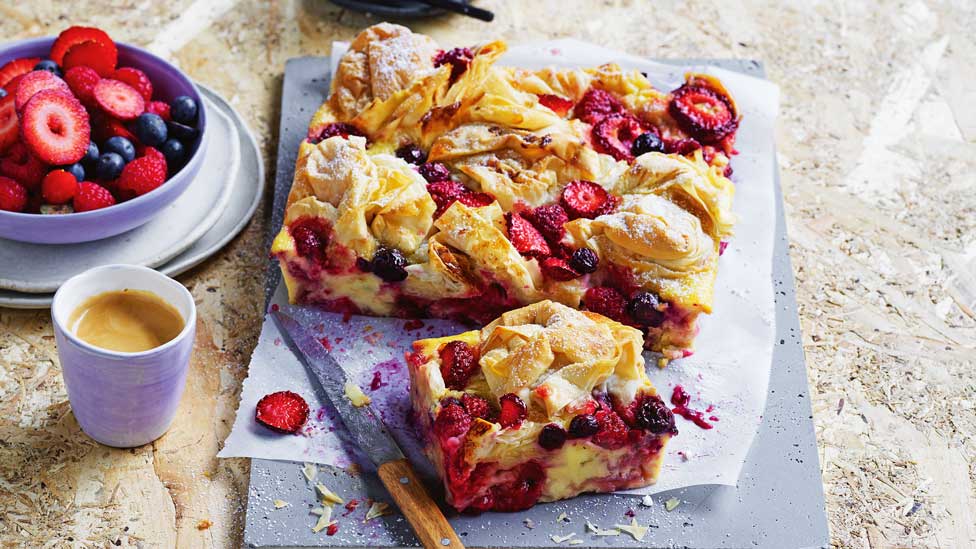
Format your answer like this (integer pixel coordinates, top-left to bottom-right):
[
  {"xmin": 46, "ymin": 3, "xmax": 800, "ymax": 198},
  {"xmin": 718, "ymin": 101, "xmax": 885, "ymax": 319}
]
[{"xmin": 0, "ymin": 85, "xmax": 263, "ymax": 309}]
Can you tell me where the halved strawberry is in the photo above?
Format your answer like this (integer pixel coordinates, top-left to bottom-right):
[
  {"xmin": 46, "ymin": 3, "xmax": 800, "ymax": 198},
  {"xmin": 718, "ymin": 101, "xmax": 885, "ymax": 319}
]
[
  {"xmin": 537, "ymin": 94, "xmax": 574, "ymax": 117},
  {"xmin": 0, "ymin": 176, "xmax": 27, "ymax": 212},
  {"xmin": 63, "ymin": 66, "xmax": 100, "ymax": 107},
  {"xmin": 573, "ymin": 88, "xmax": 626, "ymax": 125},
  {"xmin": 668, "ymin": 84, "xmax": 738, "ymax": 144},
  {"xmin": 0, "ymin": 142, "xmax": 47, "ymax": 189},
  {"xmin": 540, "ymin": 257, "xmax": 580, "ymax": 281},
  {"xmin": 0, "ymin": 95, "xmax": 18, "ymax": 154},
  {"xmin": 255, "ymin": 391, "xmax": 310, "ymax": 434},
  {"xmin": 112, "ymin": 67, "xmax": 153, "ymax": 102},
  {"xmin": 0, "ymin": 57, "xmax": 41, "ymax": 89},
  {"xmin": 51, "ymin": 26, "xmax": 116, "ymax": 66},
  {"xmin": 20, "ymin": 90, "xmax": 90, "ymax": 165},
  {"xmin": 560, "ymin": 180, "xmax": 616, "ymax": 219},
  {"xmin": 14, "ymin": 71, "xmax": 70, "ymax": 112},
  {"xmin": 93, "ymin": 79, "xmax": 145, "ymax": 120},
  {"xmin": 592, "ymin": 114, "xmax": 644, "ymax": 162},
  {"xmin": 116, "ymin": 147, "xmax": 167, "ymax": 199},
  {"xmin": 91, "ymin": 112, "xmax": 138, "ymax": 143},
  {"xmin": 506, "ymin": 211, "xmax": 550, "ymax": 257},
  {"xmin": 62, "ymin": 40, "xmax": 118, "ymax": 78}
]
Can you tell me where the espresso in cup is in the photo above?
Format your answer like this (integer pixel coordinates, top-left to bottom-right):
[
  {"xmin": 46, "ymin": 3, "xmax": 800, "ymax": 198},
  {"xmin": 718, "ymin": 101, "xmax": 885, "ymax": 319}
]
[{"xmin": 68, "ymin": 289, "xmax": 185, "ymax": 353}]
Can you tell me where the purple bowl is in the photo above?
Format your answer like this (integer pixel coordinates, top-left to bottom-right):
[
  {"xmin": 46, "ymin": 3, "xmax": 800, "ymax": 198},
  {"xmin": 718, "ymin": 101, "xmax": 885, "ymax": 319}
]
[{"xmin": 0, "ymin": 37, "xmax": 207, "ymax": 244}]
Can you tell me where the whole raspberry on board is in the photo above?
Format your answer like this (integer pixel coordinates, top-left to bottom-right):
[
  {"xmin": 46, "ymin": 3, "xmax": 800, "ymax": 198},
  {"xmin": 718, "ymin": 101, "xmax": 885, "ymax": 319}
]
[{"xmin": 116, "ymin": 147, "xmax": 167, "ymax": 199}]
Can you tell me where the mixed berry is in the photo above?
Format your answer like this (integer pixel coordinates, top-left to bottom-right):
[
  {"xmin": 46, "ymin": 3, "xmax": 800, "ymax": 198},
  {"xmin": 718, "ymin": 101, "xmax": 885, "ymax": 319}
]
[
  {"xmin": 254, "ymin": 390, "xmax": 310, "ymax": 434},
  {"xmin": 0, "ymin": 26, "xmax": 202, "ymax": 214}
]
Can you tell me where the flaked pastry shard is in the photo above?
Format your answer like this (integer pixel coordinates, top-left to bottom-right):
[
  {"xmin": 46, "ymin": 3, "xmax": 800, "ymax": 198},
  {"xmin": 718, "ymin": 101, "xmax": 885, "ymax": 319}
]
[{"xmin": 272, "ymin": 23, "xmax": 739, "ymax": 359}]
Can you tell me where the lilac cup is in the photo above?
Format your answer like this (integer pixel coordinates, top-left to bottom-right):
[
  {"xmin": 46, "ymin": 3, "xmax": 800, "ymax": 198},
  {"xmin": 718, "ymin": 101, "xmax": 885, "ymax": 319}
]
[
  {"xmin": 51, "ymin": 265, "xmax": 196, "ymax": 447},
  {"xmin": 0, "ymin": 38, "xmax": 207, "ymax": 244}
]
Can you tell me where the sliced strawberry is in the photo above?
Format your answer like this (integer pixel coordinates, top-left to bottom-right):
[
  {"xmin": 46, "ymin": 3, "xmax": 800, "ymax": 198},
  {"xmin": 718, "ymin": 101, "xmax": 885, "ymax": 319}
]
[
  {"xmin": 0, "ymin": 142, "xmax": 47, "ymax": 189},
  {"xmin": 116, "ymin": 147, "xmax": 167, "ymax": 199},
  {"xmin": 255, "ymin": 390, "xmax": 309, "ymax": 434},
  {"xmin": 498, "ymin": 393, "xmax": 527, "ymax": 429},
  {"xmin": 62, "ymin": 40, "xmax": 118, "ymax": 78},
  {"xmin": 0, "ymin": 95, "xmax": 17, "ymax": 154},
  {"xmin": 41, "ymin": 169, "xmax": 79, "ymax": 204},
  {"xmin": 560, "ymin": 180, "xmax": 615, "ymax": 219},
  {"xmin": 0, "ymin": 176, "xmax": 27, "ymax": 212},
  {"xmin": 668, "ymin": 84, "xmax": 738, "ymax": 144},
  {"xmin": 592, "ymin": 114, "xmax": 644, "ymax": 162},
  {"xmin": 573, "ymin": 88, "xmax": 626, "ymax": 125},
  {"xmin": 112, "ymin": 67, "xmax": 153, "ymax": 102},
  {"xmin": 20, "ymin": 90, "xmax": 90, "ymax": 165},
  {"xmin": 146, "ymin": 100, "xmax": 171, "ymax": 121},
  {"xmin": 14, "ymin": 71, "xmax": 70, "ymax": 112},
  {"xmin": 51, "ymin": 26, "xmax": 116, "ymax": 65},
  {"xmin": 537, "ymin": 94, "xmax": 574, "ymax": 117},
  {"xmin": 506, "ymin": 211, "xmax": 550, "ymax": 257},
  {"xmin": 73, "ymin": 181, "xmax": 116, "ymax": 212},
  {"xmin": 540, "ymin": 257, "xmax": 580, "ymax": 281},
  {"xmin": 91, "ymin": 112, "xmax": 139, "ymax": 144},
  {"xmin": 457, "ymin": 191, "xmax": 495, "ymax": 208},
  {"xmin": 93, "ymin": 79, "xmax": 145, "ymax": 120},
  {"xmin": 0, "ymin": 57, "xmax": 41, "ymax": 89},
  {"xmin": 63, "ymin": 66, "xmax": 101, "ymax": 107}
]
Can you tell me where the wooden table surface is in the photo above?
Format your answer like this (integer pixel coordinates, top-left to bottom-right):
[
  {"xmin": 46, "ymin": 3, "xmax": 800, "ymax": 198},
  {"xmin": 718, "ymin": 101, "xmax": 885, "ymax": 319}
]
[{"xmin": 1, "ymin": 1, "xmax": 974, "ymax": 547}]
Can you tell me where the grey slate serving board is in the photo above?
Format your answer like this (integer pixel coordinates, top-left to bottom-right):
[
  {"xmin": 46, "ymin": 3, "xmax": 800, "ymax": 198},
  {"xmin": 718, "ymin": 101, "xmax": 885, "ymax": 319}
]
[{"xmin": 244, "ymin": 56, "xmax": 830, "ymax": 549}]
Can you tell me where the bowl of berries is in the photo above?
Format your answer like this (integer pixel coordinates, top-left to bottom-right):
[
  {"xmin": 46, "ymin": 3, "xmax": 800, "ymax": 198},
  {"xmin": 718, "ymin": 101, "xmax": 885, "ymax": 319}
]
[{"xmin": 0, "ymin": 26, "xmax": 207, "ymax": 244}]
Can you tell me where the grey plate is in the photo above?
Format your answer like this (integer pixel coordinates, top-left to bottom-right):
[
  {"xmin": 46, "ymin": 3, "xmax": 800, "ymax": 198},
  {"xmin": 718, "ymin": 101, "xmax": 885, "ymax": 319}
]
[
  {"xmin": 0, "ymin": 85, "xmax": 264, "ymax": 309},
  {"xmin": 242, "ymin": 57, "xmax": 829, "ymax": 549},
  {"xmin": 328, "ymin": 0, "xmax": 460, "ymax": 18}
]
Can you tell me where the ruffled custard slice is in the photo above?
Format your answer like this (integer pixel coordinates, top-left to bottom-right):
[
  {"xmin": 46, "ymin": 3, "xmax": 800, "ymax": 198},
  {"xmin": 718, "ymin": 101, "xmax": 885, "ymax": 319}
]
[{"xmin": 407, "ymin": 301, "xmax": 677, "ymax": 513}]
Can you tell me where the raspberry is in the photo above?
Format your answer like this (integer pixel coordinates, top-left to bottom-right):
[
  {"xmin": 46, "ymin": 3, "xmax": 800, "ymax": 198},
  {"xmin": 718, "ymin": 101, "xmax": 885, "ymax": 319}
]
[
  {"xmin": 73, "ymin": 182, "xmax": 116, "ymax": 212},
  {"xmin": 146, "ymin": 100, "xmax": 171, "ymax": 121},
  {"xmin": 538, "ymin": 424, "xmax": 567, "ymax": 450},
  {"xmin": 627, "ymin": 291, "xmax": 665, "ymax": 326},
  {"xmin": 567, "ymin": 414, "xmax": 599, "ymax": 438},
  {"xmin": 560, "ymin": 180, "xmax": 616, "ymax": 219},
  {"xmin": 506, "ymin": 212, "xmax": 550, "ymax": 257},
  {"xmin": 0, "ymin": 176, "xmax": 27, "ymax": 212},
  {"xmin": 433, "ymin": 403, "xmax": 471, "ymax": 440},
  {"xmin": 634, "ymin": 394, "xmax": 677, "ymax": 435},
  {"xmin": 498, "ymin": 393, "xmax": 527, "ymax": 429},
  {"xmin": 289, "ymin": 218, "xmax": 329, "ymax": 263},
  {"xmin": 537, "ymin": 94, "xmax": 574, "ymax": 117},
  {"xmin": 41, "ymin": 169, "xmax": 79, "ymax": 204},
  {"xmin": 439, "ymin": 340, "xmax": 480, "ymax": 391},
  {"xmin": 568, "ymin": 248, "xmax": 598, "ymax": 274},
  {"xmin": 418, "ymin": 162, "xmax": 451, "ymax": 183},
  {"xmin": 669, "ymin": 84, "xmax": 738, "ymax": 144},
  {"xmin": 0, "ymin": 142, "xmax": 47, "ymax": 189},
  {"xmin": 524, "ymin": 203, "xmax": 568, "ymax": 246},
  {"xmin": 433, "ymin": 47, "xmax": 474, "ymax": 81},
  {"xmin": 116, "ymin": 147, "xmax": 167, "ymax": 199},
  {"xmin": 20, "ymin": 90, "xmax": 90, "ymax": 165},
  {"xmin": 540, "ymin": 257, "xmax": 580, "ymax": 281},
  {"xmin": 63, "ymin": 66, "xmax": 101, "ymax": 107},
  {"xmin": 592, "ymin": 114, "xmax": 644, "ymax": 162},
  {"xmin": 255, "ymin": 390, "xmax": 310, "ymax": 434},
  {"xmin": 665, "ymin": 137, "xmax": 702, "ymax": 156},
  {"xmin": 306, "ymin": 122, "xmax": 363, "ymax": 144},
  {"xmin": 573, "ymin": 88, "xmax": 626, "ymax": 125},
  {"xmin": 460, "ymin": 393, "xmax": 491, "ymax": 420},
  {"xmin": 592, "ymin": 408, "xmax": 630, "ymax": 449},
  {"xmin": 486, "ymin": 461, "xmax": 545, "ymax": 512},
  {"xmin": 112, "ymin": 67, "xmax": 153, "ymax": 102},
  {"xmin": 582, "ymin": 286, "xmax": 628, "ymax": 322}
]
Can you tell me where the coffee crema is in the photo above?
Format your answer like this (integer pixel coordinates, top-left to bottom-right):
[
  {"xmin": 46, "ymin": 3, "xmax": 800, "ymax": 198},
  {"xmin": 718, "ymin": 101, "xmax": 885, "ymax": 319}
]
[{"xmin": 69, "ymin": 289, "xmax": 184, "ymax": 353}]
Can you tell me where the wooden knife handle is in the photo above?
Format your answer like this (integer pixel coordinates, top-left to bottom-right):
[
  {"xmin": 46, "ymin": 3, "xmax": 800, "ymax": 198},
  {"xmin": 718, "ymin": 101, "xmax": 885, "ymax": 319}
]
[{"xmin": 377, "ymin": 459, "xmax": 465, "ymax": 549}]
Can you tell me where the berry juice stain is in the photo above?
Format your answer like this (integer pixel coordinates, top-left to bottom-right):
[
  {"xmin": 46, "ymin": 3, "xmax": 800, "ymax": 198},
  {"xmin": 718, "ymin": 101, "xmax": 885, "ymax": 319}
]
[
  {"xmin": 670, "ymin": 385, "xmax": 715, "ymax": 430},
  {"xmin": 369, "ymin": 371, "xmax": 386, "ymax": 391}
]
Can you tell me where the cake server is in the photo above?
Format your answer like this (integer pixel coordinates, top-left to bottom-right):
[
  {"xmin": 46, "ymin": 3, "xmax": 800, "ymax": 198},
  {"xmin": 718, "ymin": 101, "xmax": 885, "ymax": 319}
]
[{"xmin": 271, "ymin": 310, "xmax": 465, "ymax": 549}]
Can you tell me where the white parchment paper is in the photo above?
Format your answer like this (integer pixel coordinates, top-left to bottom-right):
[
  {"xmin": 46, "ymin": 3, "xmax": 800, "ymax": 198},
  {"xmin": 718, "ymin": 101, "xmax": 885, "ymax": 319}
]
[{"xmin": 220, "ymin": 40, "xmax": 780, "ymax": 495}]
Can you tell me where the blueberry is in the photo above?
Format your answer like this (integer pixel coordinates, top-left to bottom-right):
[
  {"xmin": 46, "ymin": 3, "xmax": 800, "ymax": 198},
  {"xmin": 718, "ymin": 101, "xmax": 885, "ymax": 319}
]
[
  {"xmin": 627, "ymin": 291, "xmax": 665, "ymax": 326},
  {"xmin": 103, "ymin": 137, "xmax": 135, "ymax": 163},
  {"xmin": 64, "ymin": 163, "xmax": 85, "ymax": 182},
  {"xmin": 537, "ymin": 424, "xmax": 567, "ymax": 450},
  {"xmin": 134, "ymin": 113, "xmax": 168, "ymax": 147},
  {"xmin": 631, "ymin": 132, "xmax": 665, "ymax": 157},
  {"xmin": 166, "ymin": 121, "xmax": 200, "ymax": 142},
  {"xmin": 33, "ymin": 59, "xmax": 62, "ymax": 77},
  {"xmin": 83, "ymin": 141, "xmax": 99, "ymax": 165},
  {"xmin": 95, "ymin": 152, "xmax": 125, "ymax": 181},
  {"xmin": 0, "ymin": 88, "xmax": 7, "ymax": 99},
  {"xmin": 418, "ymin": 162, "xmax": 450, "ymax": 182},
  {"xmin": 568, "ymin": 414, "xmax": 599, "ymax": 438},
  {"xmin": 568, "ymin": 248, "xmax": 598, "ymax": 274},
  {"xmin": 160, "ymin": 139, "xmax": 186, "ymax": 167},
  {"xmin": 370, "ymin": 247, "xmax": 408, "ymax": 282},
  {"xmin": 395, "ymin": 144, "xmax": 426, "ymax": 165},
  {"xmin": 635, "ymin": 396, "xmax": 676, "ymax": 435},
  {"xmin": 170, "ymin": 95, "xmax": 198, "ymax": 124}
]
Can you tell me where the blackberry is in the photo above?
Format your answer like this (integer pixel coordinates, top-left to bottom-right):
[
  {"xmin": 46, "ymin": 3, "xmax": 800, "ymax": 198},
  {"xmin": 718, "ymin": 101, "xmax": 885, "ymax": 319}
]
[
  {"xmin": 418, "ymin": 162, "xmax": 451, "ymax": 183},
  {"xmin": 568, "ymin": 248, "xmax": 598, "ymax": 274},
  {"xmin": 627, "ymin": 291, "xmax": 665, "ymax": 326},
  {"xmin": 395, "ymin": 144, "xmax": 426, "ymax": 165},
  {"xmin": 568, "ymin": 414, "xmax": 599, "ymax": 438},
  {"xmin": 371, "ymin": 247, "xmax": 408, "ymax": 282},
  {"xmin": 538, "ymin": 424, "xmax": 567, "ymax": 450},
  {"xmin": 635, "ymin": 396, "xmax": 676, "ymax": 435}
]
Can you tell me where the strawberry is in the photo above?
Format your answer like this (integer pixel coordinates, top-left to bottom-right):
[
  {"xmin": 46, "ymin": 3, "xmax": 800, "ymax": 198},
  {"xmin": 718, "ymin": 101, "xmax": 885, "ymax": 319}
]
[
  {"xmin": 0, "ymin": 95, "xmax": 17, "ymax": 154},
  {"xmin": 506, "ymin": 212, "xmax": 550, "ymax": 257},
  {"xmin": 560, "ymin": 180, "xmax": 616, "ymax": 219},
  {"xmin": 63, "ymin": 66, "xmax": 101, "ymax": 107},
  {"xmin": 669, "ymin": 84, "xmax": 737, "ymax": 144},
  {"xmin": 582, "ymin": 286, "xmax": 628, "ymax": 322},
  {"xmin": 0, "ymin": 142, "xmax": 47, "ymax": 189},
  {"xmin": 146, "ymin": 100, "xmax": 171, "ymax": 121},
  {"xmin": 62, "ymin": 40, "xmax": 118, "ymax": 78},
  {"xmin": 112, "ymin": 67, "xmax": 153, "ymax": 102},
  {"xmin": 73, "ymin": 182, "xmax": 116, "ymax": 212},
  {"xmin": 20, "ymin": 90, "xmax": 90, "ymax": 165},
  {"xmin": 439, "ymin": 340, "xmax": 480, "ymax": 391},
  {"xmin": 573, "ymin": 88, "xmax": 626, "ymax": 125},
  {"xmin": 0, "ymin": 57, "xmax": 41, "ymax": 89},
  {"xmin": 14, "ymin": 70, "xmax": 70, "ymax": 112},
  {"xmin": 255, "ymin": 390, "xmax": 309, "ymax": 434},
  {"xmin": 41, "ymin": 169, "xmax": 79, "ymax": 204},
  {"xmin": 91, "ymin": 112, "xmax": 138, "ymax": 143},
  {"xmin": 592, "ymin": 114, "xmax": 644, "ymax": 162},
  {"xmin": 116, "ymin": 147, "xmax": 167, "ymax": 199},
  {"xmin": 457, "ymin": 191, "xmax": 495, "ymax": 208},
  {"xmin": 524, "ymin": 203, "xmax": 568, "ymax": 246},
  {"xmin": 539, "ymin": 257, "xmax": 580, "ymax": 281},
  {"xmin": 0, "ymin": 176, "xmax": 27, "ymax": 212},
  {"xmin": 50, "ymin": 26, "xmax": 116, "ymax": 65},
  {"xmin": 93, "ymin": 79, "xmax": 145, "ymax": 120},
  {"xmin": 537, "ymin": 94, "xmax": 574, "ymax": 117},
  {"xmin": 498, "ymin": 393, "xmax": 527, "ymax": 429}
]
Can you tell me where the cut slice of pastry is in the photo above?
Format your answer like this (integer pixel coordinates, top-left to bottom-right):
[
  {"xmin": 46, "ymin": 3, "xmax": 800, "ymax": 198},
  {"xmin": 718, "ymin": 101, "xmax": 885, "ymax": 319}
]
[
  {"xmin": 407, "ymin": 301, "xmax": 677, "ymax": 512},
  {"xmin": 273, "ymin": 23, "xmax": 741, "ymax": 361}
]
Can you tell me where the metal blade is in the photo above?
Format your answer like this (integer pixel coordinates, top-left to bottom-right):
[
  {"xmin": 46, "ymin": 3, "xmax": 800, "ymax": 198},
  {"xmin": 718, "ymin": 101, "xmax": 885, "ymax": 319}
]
[{"xmin": 271, "ymin": 310, "xmax": 404, "ymax": 466}]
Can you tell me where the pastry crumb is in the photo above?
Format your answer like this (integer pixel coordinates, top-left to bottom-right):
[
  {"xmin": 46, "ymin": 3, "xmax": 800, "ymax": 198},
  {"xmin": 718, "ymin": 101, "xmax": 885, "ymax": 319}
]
[
  {"xmin": 315, "ymin": 483, "xmax": 344, "ymax": 505},
  {"xmin": 344, "ymin": 382, "xmax": 372, "ymax": 407},
  {"xmin": 273, "ymin": 499, "xmax": 289, "ymax": 509},
  {"xmin": 550, "ymin": 533, "xmax": 576, "ymax": 544},
  {"xmin": 196, "ymin": 520, "xmax": 212, "ymax": 531},
  {"xmin": 615, "ymin": 518, "xmax": 648, "ymax": 541},
  {"xmin": 640, "ymin": 495, "xmax": 654, "ymax": 507},
  {"xmin": 302, "ymin": 462, "xmax": 317, "ymax": 482},
  {"xmin": 556, "ymin": 512, "xmax": 569, "ymax": 523},
  {"xmin": 586, "ymin": 520, "xmax": 619, "ymax": 536},
  {"xmin": 311, "ymin": 506, "xmax": 333, "ymax": 532},
  {"xmin": 665, "ymin": 497, "xmax": 680, "ymax": 511},
  {"xmin": 364, "ymin": 501, "xmax": 392, "ymax": 521}
]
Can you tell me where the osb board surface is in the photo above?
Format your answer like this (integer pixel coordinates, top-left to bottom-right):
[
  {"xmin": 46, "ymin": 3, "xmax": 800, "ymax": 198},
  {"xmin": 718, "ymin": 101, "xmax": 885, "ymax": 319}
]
[{"xmin": 0, "ymin": 1, "xmax": 973, "ymax": 548}]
